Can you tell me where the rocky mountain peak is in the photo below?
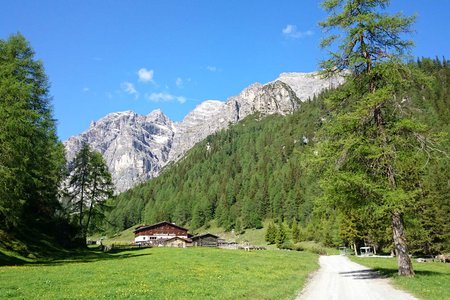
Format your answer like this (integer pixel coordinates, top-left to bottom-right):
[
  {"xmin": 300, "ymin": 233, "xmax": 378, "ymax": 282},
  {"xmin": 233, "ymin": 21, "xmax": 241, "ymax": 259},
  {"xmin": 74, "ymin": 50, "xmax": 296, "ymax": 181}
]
[
  {"xmin": 146, "ymin": 109, "xmax": 170, "ymax": 124},
  {"xmin": 276, "ymin": 72, "xmax": 345, "ymax": 101},
  {"xmin": 65, "ymin": 71, "xmax": 344, "ymax": 192},
  {"xmin": 64, "ymin": 109, "xmax": 175, "ymax": 192}
]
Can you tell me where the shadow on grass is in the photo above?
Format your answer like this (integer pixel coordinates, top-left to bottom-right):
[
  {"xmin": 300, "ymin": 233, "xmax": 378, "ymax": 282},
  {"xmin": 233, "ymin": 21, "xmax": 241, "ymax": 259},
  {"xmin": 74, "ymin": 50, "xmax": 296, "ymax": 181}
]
[
  {"xmin": 0, "ymin": 247, "xmax": 153, "ymax": 267},
  {"xmin": 0, "ymin": 252, "xmax": 31, "ymax": 266},
  {"xmin": 339, "ymin": 267, "xmax": 444, "ymax": 280},
  {"xmin": 374, "ymin": 267, "xmax": 444, "ymax": 278}
]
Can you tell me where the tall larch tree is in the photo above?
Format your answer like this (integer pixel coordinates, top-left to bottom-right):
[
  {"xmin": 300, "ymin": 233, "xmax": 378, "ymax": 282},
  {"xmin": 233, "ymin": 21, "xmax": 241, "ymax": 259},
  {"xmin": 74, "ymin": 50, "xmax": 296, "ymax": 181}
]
[
  {"xmin": 0, "ymin": 33, "xmax": 65, "ymax": 232},
  {"xmin": 66, "ymin": 143, "xmax": 113, "ymax": 240},
  {"xmin": 317, "ymin": 0, "xmax": 428, "ymax": 276}
]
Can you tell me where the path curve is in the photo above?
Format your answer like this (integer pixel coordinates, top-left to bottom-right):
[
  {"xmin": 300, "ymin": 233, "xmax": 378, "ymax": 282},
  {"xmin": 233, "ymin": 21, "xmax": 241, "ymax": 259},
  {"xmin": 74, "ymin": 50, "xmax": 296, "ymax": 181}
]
[{"xmin": 297, "ymin": 255, "xmax": 418, "ymax": 300}]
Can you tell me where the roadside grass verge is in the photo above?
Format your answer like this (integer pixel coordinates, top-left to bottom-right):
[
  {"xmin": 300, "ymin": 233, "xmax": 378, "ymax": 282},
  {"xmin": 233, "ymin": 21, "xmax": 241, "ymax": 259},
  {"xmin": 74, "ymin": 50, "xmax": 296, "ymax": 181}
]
[
  {"xmin": 0, "ymin": 247, "xmax": 318, "ymax": 299},
  {"xmin": 350, "ymin": 256, "xmax": 450, "ymax": 300}
]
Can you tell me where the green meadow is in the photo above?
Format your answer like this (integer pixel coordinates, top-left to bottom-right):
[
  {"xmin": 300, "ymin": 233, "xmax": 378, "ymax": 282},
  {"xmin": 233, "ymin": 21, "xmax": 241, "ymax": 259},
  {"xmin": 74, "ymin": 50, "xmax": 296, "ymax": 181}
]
[
  {"xmin": 0, "ymin": 247, "xmax": 318, "ymax": 300},
  {"xmin": 351, "ymin": 256, "xmax": 450, "ymax": 300}
]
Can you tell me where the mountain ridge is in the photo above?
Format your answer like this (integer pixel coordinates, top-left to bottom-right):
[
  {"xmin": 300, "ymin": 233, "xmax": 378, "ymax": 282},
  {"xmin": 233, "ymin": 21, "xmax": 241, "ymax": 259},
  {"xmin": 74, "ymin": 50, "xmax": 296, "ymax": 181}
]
[{"xmin": 64, "ymin": 71, "xmax": 344, "ymax": 192}]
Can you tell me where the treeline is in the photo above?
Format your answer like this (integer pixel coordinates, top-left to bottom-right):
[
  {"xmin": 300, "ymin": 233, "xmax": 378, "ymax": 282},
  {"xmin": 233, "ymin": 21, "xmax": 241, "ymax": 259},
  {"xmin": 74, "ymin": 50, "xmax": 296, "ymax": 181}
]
[
  {"xmin": 105, "ymin": 94, "xmax": 325, "ymax": 231},
  {"xmin": 103, "ymin": 58, "xmax": 449, "ymax": 255}
]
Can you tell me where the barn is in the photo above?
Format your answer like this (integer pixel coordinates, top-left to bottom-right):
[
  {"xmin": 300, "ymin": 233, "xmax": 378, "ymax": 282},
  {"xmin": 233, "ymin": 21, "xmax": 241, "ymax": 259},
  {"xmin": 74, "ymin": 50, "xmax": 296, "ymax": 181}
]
[
  {"xmin": 134, "ymin": 221, "xmax": 189, "ymax": 245},
  {"xmin": 192, "ymin": 233, "xmax": 219, "ymax": 247}
]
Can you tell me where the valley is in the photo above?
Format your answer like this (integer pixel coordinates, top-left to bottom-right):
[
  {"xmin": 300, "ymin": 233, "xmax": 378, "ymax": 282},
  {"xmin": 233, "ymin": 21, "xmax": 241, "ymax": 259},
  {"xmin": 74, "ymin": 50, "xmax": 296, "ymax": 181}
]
[{"xmin": 1, "ymin": 1, "xmax": 449, "ymax": 299}]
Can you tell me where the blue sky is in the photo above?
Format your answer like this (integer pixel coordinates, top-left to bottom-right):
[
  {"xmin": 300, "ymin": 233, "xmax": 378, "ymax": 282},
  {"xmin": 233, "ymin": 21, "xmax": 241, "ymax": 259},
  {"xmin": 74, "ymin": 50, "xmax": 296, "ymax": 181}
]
[{"xmin": 1, "ymin": 0, "xmax": 449, "ymax": 140}]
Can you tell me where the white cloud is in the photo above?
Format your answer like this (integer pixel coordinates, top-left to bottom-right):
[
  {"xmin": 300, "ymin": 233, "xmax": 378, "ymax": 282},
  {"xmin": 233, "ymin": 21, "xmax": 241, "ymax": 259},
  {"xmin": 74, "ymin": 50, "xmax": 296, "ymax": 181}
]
[
  {"xmin": 138, "ymin": 68, "xmax": 154, "ymax": 82},
  {"xmin": 148, "ymin": 92, "xmax": 186, "ymax": 104},
  {"xmin": 206, "ymin": 65, "xmax": 221, "ymax": 72},
  {"xmin": 82, "ymin": 87, "xmax": 90, "ymax": 92},
  {"xmin": 282, "ymin": 24, "xmax": 313, "ymax": 39},
  {"xmin": 121, "ymin": 81, "xmax": 139, "ymax": 98},
  {"xmin": 177, "ymin": 96, "xmax": 187, "ymax": 104},
  {"xmin": 176, "ymin": 77, "xmax": 183, "ymax": 87}
]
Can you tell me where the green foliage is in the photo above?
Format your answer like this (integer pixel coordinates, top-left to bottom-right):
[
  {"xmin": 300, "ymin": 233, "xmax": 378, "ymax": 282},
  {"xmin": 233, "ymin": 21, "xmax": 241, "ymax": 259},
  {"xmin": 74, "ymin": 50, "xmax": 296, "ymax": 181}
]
[
  {"xmin": 265, "ymin": 222, "xmax": 277, "ymax": 245},
  {"xmin": 276, "ymin": 223, "xmax": 288, "ymax": 248},
  {"xmin": 317, "ymin": 0, "xmax": 448, "ymax": 276},
  {"xmin": 291, "ymin": 221, "xmax": 300, "ymax": 243},
  {"xmin": 102, "ymin": 58, "xmax": 449, "ymax": 257},
  {"xmin": 104, "ymin": 96, "xmax": 327, "ymax": 234},
  {"xmin": 64, "ymin": 143, "xmax": 114, "ymax": 239},
  {"xmin": 319, "ymin": 0, "xmax": 415, "ymax": 75},
  {"xmin": 0, "ymin": 33, "xmax": 74, "ymax": 251}
]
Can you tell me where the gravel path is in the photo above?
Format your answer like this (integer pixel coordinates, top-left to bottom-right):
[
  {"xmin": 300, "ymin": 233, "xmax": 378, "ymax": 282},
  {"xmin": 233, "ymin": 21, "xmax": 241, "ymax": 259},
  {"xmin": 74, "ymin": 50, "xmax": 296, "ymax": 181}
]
[{"xmin": 297, "ymin": 255, "xmax": 418, "ymax": 300}]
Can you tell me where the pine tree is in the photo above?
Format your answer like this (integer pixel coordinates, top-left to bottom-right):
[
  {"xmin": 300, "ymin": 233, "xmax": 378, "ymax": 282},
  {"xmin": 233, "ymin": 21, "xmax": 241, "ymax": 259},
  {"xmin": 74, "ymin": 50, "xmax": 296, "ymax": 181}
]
[
  {"xmin": 319, "ymin": 0, "xmax": 415, "ymax": 77},
  {"xmin": 66, "ymin": 143, "xmax": 113, "ymax": 240},
  {"xmin": 265, "ymin": 222, "xmax": 277, "ymax": 244},
  {"xmin": 0, "ymin": 33, "xmax": 65, "ymax": 232},
  {"xmin": 276, "ymin": 223, "xmax": 287, "ymax": 248},
  {"xmin": 317, "ymin": 0, "xmax": 440, "ymax": 276},
  {"xmin": 292, "ymin": 221, "xmax": 300, "ymax": 243},
  {"xmin": 84, "ymin": 151, "xmax": 114, "ymax": 234}
]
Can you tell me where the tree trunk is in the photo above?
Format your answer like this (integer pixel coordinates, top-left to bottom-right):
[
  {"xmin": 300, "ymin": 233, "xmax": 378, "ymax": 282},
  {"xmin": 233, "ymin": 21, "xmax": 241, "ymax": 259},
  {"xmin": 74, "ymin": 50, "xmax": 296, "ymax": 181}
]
[
  {"xmin": 392, "ymin": 210, "xmax": 415, "ymax": 276},
  {"xmin": 353, "ymin": 242, "xmax": 358, "ymax": 256},
  {"xmin": 85, "ymin": 201, "xmax": 94, "ymax": 241},
  {"xmin": 79, "ymin": 171, "xmax": 85, "ymax": 229},
  {"xmin": 85, "ymin": 175, "xmax": 97, "ymax": 241},
  {"xmin": 374, "ymin": 105, "xmax": 414, "ymax": 276}
]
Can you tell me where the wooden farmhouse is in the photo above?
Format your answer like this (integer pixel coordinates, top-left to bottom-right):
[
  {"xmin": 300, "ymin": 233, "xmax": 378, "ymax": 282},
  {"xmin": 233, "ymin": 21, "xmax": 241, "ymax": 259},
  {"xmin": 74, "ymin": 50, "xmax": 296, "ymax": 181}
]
[
  {"xmin": 134, "ymin": 221, "xmax": 228, "ymax": 249},
  {"xmin": 192, "ymin": 233, "xmax": 219, "ymax": 247},
  {"xmin": 134, "ymin": 221, "xmax": 190, "ymax": 245}
]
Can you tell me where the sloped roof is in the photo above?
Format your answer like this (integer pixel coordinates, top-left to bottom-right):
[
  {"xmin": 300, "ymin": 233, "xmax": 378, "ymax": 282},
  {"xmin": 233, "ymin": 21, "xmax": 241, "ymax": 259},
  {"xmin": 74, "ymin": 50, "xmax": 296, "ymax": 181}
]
[
  {"xmin": 164, "ymin": 236, "xmax": 192, "ymax": 243},
  {"xmin": 134, "ymin": 221, "xmax": 189, "ymax": 233},
  {"xmin": 192, "ymin": 233, "xmax": 219, "ymax": 240}
]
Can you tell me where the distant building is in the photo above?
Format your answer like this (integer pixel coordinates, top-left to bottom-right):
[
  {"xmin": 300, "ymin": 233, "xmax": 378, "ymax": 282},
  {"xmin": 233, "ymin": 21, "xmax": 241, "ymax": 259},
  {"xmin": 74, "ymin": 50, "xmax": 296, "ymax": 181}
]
[
  {"xmin": 164, "ymin": 236, "xmax": 193, "ymax": 248},
  {"xmin": 134, "ymin": 221, "xmax": 189, "ymax": 245},
  {"xmin": 192, "ymin": 233, "xmax": 219, "ymax": 247}
]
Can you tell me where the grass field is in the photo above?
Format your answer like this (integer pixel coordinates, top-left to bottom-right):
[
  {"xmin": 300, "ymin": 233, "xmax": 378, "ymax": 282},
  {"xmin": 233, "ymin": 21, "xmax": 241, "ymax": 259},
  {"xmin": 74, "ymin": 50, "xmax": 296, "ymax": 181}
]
[
  {"xmin": 0, "ymin": 247, "xmax": 318, "ymax": 299},
  {"xmin": 351, "ymin": 256, "xmax": 450, "ymax": 300}
]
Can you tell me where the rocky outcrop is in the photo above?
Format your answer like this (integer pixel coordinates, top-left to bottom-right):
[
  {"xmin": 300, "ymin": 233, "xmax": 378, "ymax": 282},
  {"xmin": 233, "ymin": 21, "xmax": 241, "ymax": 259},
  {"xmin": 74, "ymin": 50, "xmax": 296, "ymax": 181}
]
[
  {"xmin": 168, "ymin": 80, "xmax": 301, "ymax": 162},
  {"xmin": 65, "ymin": 71, "xmax": 344, "ymax": 192},
  {"xmin": 276, "ymin": 72, "xmax": 344, "ymax": 101},
  {"xmin": 64, "ymin": 109, "xmax": 175, "ymax": 192}
]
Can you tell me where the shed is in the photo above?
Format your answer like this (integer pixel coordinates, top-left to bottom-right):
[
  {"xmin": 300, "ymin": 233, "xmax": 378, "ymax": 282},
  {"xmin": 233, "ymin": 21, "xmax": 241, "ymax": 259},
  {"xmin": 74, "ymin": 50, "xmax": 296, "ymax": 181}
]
[
  {"xmin": 192, "ymin": 233, "xmax": 219, "ymax": 247},
  {"xmin": 360, "ymin": 246, "xmax": 374, "ymax": 256},
  {"xmin": 164, "ymin": 237, "xmax": 192, "ymax": 248}
]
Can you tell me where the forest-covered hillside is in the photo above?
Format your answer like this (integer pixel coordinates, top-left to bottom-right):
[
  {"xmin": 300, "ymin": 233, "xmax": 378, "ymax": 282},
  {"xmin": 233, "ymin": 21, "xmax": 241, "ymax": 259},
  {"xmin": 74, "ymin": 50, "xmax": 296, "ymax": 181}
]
[{"xmin": 103, "ymin": 58, "xmax": 449, "ymax": 255}]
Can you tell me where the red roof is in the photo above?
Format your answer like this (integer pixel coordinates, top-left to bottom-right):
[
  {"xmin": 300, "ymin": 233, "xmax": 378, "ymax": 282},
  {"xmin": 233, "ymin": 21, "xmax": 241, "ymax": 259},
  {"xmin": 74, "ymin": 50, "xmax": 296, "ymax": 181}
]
[{"xmin": 133, "ymin": 221, "xmax": 189, "ymax": 233}]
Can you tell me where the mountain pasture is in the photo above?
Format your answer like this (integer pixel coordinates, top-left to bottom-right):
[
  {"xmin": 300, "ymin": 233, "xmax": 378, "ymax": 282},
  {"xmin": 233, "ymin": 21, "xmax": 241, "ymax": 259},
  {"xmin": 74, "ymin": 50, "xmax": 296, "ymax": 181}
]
[{"xmin": 0, "ymin": 247, "xmax": 318, "ymax": 299}]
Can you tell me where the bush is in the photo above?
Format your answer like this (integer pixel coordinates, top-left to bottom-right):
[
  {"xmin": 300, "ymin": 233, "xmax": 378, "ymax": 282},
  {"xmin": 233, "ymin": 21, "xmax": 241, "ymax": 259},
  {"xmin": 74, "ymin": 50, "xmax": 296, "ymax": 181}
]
[
  {"xmin": 309, "ymin": 245, "xmax": 327, "ymax": 255},
  {"xmin": 297, "ymin": 241, "xmax": 330, "ymax": 255},
  {"xmin": 279, "ymin": 242, "xmax": 304, "ymax": 251},
  {"xmin": 279, "ymin": 241, "xmax": 294, "ymax": 250}
]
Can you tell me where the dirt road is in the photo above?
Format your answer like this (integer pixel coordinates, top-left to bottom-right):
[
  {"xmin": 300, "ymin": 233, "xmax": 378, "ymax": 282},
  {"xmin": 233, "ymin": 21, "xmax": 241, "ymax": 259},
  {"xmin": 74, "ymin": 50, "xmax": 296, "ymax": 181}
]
[{"xmin": 297, "ymin": 255, "xmax": 418, "ymax": 300}]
